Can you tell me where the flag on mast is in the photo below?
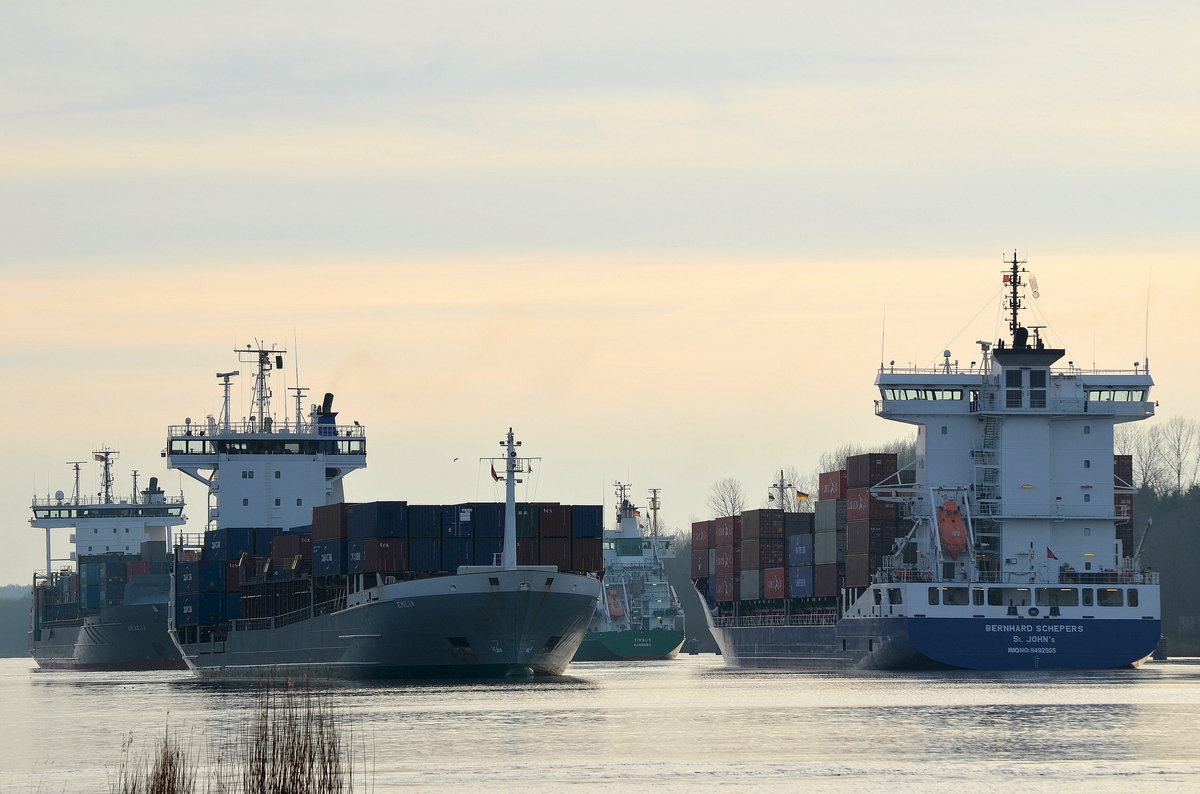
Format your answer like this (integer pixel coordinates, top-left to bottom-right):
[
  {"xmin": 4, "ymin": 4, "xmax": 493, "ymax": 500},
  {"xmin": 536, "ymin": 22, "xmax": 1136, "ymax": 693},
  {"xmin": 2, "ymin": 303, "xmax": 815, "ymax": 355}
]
[
  {"xmin": 490, "ymin": 463, "xmax": 500, "ymax": 482},
  {"xmin": 1046, "ymin": 547, "xmax": 1058, "ymax": 560},
  {"xmin": 796, "ymin": 491, "xmax": 809, "ymax": 500}
]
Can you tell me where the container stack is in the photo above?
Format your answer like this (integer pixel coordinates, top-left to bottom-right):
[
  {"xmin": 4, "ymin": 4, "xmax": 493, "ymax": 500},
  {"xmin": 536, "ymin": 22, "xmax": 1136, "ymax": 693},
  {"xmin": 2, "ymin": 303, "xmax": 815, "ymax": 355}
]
[
  {"xmin": 175, "ymin": 500, "xmax": 605, "ymax": 628},
  {"xmin": 690, "ymin": 520, "xmax": 714, "ymax": 601},
  {"xmin": 1114, "ymin": 454, "xmax": 1134, "ymax": 557},
  {"xmin": 814, "ymin": 470, "xmax": 847, "ymax": 596},
  {"xmin": 739, "ymin": 509, "xmax": 786, "ymax": 600},
  {"xmin": 785, "ymin": 511, "xmax": 815, "ymax": 597},
  {"xmin": 712, "ymin": 515, "xmax": 741, "ymax": 603}
]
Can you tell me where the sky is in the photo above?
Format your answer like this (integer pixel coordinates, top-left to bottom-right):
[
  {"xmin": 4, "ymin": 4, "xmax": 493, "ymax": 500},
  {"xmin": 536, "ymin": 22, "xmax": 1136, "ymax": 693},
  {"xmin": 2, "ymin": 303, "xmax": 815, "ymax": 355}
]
[{"xmin": 2, "ymin": 2, "xmax": 1197, "ymax": 585}]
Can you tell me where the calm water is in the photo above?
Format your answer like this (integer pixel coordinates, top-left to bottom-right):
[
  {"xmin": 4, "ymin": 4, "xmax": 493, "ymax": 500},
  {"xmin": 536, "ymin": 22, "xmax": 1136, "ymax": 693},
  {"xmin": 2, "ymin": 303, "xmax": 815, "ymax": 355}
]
[{"xmin": 2, "ymin": 655, "xmax": 1200, "ymax": 792}]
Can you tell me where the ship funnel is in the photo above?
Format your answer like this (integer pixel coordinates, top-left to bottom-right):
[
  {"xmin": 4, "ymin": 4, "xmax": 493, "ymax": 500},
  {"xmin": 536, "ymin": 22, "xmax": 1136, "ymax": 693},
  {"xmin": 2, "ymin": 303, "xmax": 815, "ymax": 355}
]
[
  {"xmin": 1013, "ymin": 326, "xmax": 1029, "ymax": 349},
  {"xmin": 322, "ymin": 392, "xmax": 335, "ymax": 415},
  {"xmin": 148, "ymin": 476, "xmax": 159, "ymax": 492}
]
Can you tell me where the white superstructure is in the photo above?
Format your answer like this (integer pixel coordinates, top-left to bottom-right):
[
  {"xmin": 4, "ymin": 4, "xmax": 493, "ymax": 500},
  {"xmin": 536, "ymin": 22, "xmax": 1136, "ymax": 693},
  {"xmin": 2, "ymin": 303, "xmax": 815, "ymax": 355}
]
[{"xmin": 165, "ymin": 344, "xmax": 366, "ymax": 531}]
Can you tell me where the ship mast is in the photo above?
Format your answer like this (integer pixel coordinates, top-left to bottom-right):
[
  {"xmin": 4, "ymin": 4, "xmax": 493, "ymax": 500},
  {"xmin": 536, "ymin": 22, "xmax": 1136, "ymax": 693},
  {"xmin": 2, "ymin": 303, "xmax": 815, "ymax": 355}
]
[
  {"xmin": 94, "ymin": 448, "xmax": 118, "ymax": 504},
  {"xmin": 487, "ymin": 428, "xmax": 538, "ymax": 570},
  {"xmin": 1004, "ymin": 249, "xmax": 1027, "ymax": 342},
  {"xmin": 647, "ymin": 488, "xmax": 661, "ymax": 537},
  {"xmin": 770, "ymin": 469, "xmax": 793, "ymax": 511}
]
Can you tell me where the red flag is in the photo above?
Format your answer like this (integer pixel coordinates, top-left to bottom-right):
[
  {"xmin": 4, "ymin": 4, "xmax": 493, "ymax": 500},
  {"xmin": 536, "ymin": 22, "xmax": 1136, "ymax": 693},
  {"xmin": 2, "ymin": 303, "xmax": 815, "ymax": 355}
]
[
  {"xmin": 1003, "ymin": 274, "xmax": 1012, "ymax": 284},
  {"xmin": 490, "ymin": 463, "xmax": 500, "ymax": 482},
  {"xmin": 1046, "ymin": 547, "xmax": 1058, "ymax": 560},
  {"xmin": 94, "ymin": 454, "xmax": 104, "ymax": 461}
]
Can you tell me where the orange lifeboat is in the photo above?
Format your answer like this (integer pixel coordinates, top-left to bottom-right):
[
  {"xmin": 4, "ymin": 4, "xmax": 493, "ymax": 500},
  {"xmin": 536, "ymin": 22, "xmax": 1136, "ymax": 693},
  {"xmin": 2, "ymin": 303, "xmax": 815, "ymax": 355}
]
[
  {"xmin": 936, "ymin": 500, "xmax": 969, "ymax": 560},
  {"xmin": 606, "ymin": 588, "xmax": 625, "ymax": 618}
]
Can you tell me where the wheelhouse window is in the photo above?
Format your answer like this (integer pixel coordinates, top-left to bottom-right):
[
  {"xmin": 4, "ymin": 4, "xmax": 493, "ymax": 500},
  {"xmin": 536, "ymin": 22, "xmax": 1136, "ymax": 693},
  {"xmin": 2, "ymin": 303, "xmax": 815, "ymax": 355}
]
[
  {"xmin": 1086, "ymin": 389, "xmax": 1148, "ymax": 402},
  {"xmin": 882, "ymin": 388, "xmax": 964, "ymax": 401}
]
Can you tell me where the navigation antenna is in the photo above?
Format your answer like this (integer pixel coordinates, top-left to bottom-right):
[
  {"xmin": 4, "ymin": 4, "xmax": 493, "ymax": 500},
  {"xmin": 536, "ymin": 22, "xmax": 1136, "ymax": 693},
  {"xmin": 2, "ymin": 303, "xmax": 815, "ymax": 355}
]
[
  {"xmin": 66, "ymin": 461, "xmax": 86, "ymax": 505},
  {"xmin": 770, "ymin": 469, "xmax": 793, "ymax": 511},
  {"xmin": 94, "ymin": 448, "xmax": 118, "ymax": 504},
  {"xmin": 481, "ymin": 428, "xmax": 541, "ymax": 570},
  {"xmin": 1003, "ymin": 249, "xmax": 1027, "ymax": 340},
  {"xmin": 648, "ymin": 488, "xmax": 661, "ymax": 537},
  {"xmin": 237, "ymin": 342, "xmax": 285, "ymax": 433},
  {"xmin": 216, "ymin": 371, "xmax": 239, "ymax": 432}
]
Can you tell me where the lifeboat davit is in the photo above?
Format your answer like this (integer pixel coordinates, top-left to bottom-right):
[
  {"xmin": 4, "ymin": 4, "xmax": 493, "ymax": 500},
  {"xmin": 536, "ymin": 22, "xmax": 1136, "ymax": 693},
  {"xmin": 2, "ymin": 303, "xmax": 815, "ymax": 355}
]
[
  {"xmin": 936, "ymin": 500, "xmax": 969, "ymax": 560},
  {"xmin": 606, "ymin": 588, "xmax": 625, "ymax": 618}
]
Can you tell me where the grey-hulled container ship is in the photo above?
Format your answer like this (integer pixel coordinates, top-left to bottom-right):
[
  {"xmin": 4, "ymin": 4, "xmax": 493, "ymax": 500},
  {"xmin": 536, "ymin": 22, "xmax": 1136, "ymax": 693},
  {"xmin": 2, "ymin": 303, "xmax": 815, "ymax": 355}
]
[
  {"xmin": 166, "ymin": 346, "xmax": 601, "ymax": 678},
  {"xmin": 28, "ymin": 451, "xmax": 186, "ymax": 670}
]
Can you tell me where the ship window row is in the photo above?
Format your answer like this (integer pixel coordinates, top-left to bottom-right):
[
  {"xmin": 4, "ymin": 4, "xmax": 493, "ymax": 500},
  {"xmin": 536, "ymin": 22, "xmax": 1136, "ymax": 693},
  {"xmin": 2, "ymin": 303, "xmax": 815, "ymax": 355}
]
[
  {"xmin": 33, "ymin": 507, "xmax": 179, "ymax": 519},
  {"xmin": 169, "ymin": 439, "xmax": 366, "ymax": 455},
  {"xmin": 928, "ymin": 586, "xmax": 1137, "ymax": 608},
  {"xmin": 881, "ymin": 388, "xmax": 964, "ymax": 401},
  {"xmin": 1086, "ymin": 389, "xmax": 1147, "ymax": 402}
]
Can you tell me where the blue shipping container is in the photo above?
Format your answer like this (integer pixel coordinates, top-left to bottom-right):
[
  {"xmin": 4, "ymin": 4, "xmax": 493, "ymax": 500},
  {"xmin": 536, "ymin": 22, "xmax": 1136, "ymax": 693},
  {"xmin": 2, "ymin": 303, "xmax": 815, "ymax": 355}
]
[
  {"xmin": 570, "ymin": 505, "xmax": 604, "ymax": 538},
  {"xmin": 313, "ymin": 540, "xmax": 347, "ymax": 577},
  {"xmin": 408, "ymin": 537, "xmax": 441, "ymax": 572},
  {"xmin": 176, "ymin": 562, "xmax": 200, "ymax": 595},
  {"xmin": 470, "ymin": 503, "xmax": 504, "ymax": 538},
  {"xmin": 441, "ymin": 537, "xmax": 473, "ymax": 570},
  {"xmin": 706, "ymin": 577, "xmax": 716, "ymax": 603},
  {"xmin": 473, "ymin": 537, "xmax": 502, "ymax": 566},
  {"xmin": 225, "ymin": 592, "xmax": 242, "ymax": 621},
  {"xmin": 347, "ymin": 540, "xmax": 365, "ymax": 574},
  {"xmin": 444, "ymin": 504, "xmax": 474, "ymax": 539},
  {"xmin": 205, "ymin": 527, "xmax": 253, "ymax": 561},
  {"xmin": 176, "ymin": 593, "xmax": 199, "ymax": 626},
  {"xmin": 787, "ymin": 534, "xmax": 814, "ymax": 567},
  {"xmin": 81, "ymin": 584, "xmax": 101, "ymax": 609},
  {"xmin": 348, "ymin": 501, "xmax": 408, "ymax": 540},
  {"xmin": 788, "ymin": 565, "xmax": 814, "ymax": 597},
  {"xmin": 199, "ymin": 560, "xmax": 226, "ymax": 593},
  {"xmin": 198, "ymin": 592, "xmax": 225, "ymax": 625},
  {"xmin": 254, "ymin": 528, "xmax": 283, "ymax": 556},
  {"xmin": 407, "ymin": 505, "xmax": 440, "ymax": 538}
]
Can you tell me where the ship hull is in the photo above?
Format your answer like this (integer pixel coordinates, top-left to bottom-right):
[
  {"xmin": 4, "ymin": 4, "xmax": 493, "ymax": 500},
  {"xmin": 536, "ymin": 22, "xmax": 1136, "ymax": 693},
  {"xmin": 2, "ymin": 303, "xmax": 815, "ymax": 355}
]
[
  {"xmin": 572, "ymin": 628, "xmax": 686, "ymax": 661},
  {"xmin": 176, "ymin": 568, "xmax": 600, "ymax": 679},
  {"xmin": 714, "ymin": 616, "xmax": 1162, "ymax": 671},
  {"xmin": 29, "ymin": 603, "xmax": 186, "ymax": 671}
]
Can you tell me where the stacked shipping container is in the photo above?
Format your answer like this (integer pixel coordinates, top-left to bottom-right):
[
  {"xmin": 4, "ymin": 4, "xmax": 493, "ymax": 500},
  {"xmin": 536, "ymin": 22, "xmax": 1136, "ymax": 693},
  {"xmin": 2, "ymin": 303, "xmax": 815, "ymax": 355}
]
[
  {"xmin": 691, "ymin": 510, "xmax": 814, "ymax": 602},
  {"xmin": 176, "ymin": 501, "xmax": 605, "ymax": 628}
]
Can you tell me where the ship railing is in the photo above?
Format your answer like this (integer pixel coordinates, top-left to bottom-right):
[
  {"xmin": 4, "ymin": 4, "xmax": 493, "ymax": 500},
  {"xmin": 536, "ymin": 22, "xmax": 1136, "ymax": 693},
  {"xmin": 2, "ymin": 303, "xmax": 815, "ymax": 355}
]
[
  {"xmin": 233, "ymin": 594, "xmax": 346, "ymax": 632},
  {"xmin": 31, "ymin": 494, "xmax": 186, "ymax": 508},
  {"xmin": 167, "ymin": 422, "xmax": 365, "ymax": 438},
  {"xmin": 875, "ymin": 569, "xmax": 1160, "ymax": 586},
  {"xmin": 713, "ymin": 611, "xmax": 838, "ymax": 628}
]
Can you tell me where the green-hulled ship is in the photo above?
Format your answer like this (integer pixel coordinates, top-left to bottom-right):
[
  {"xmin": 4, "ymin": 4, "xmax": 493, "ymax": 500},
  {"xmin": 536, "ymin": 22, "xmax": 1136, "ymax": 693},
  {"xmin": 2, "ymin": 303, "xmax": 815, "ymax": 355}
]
[{"xmin": 573, "ymin": 485, "xmax": 685, "ymax": 661}]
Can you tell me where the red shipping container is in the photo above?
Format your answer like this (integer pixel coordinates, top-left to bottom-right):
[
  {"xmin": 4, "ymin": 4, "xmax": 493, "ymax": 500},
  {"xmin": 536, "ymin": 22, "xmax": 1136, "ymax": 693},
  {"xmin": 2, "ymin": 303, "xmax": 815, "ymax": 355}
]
[
  {"xmin": 844, "ymin": 487, "xmax": 898, "ymax": 521},
  {"xmin": 819, "ymin": 470, "xmax": 847, "ymax": 500},
  {"xmin": 845, "ymin": 553, "xmax": 871, "ymax": 587},
  {"xmin": 846, "ymin": 519, "xmax": 902, "ymax": 557},
  {"xmin": 516, "ymin": 538, "xmax": 539, "ymax": 565},
  {"xmin": 714, "ymin": 515, "xmax": 742, "ymax": 545},
  {"xmin": 715, "ymin": 545, "xmax": 734, "ymax": 574},
  {"xmin": 691, "ymin": 548, "xmax": 708, "ymax": 578},
  {"xmin": 538, "ymin": 504, "xmax": 571, "ymax": 537},
  {"xmin": 846, "ymin": 453, "xmax": 897, "ymax": 490},
  {"xmin": 539, "ymin": 537, "xmax": 571, "ymax": 569},
  {"xmin": 125, "ymin": 560, "xmax": 151, "ymax": 578},
  {"xmin": 225, "ymin": 560, "xmax": 244, "ymax": 592},
  {"xmin": 741, "ymin": 509, "xmax": 780, "ymax": 539},
  {"xmin": 763, "ymin": 567, "xmax": 787, "ymax": 599},
  {"xmin": 361, "ymin": 538, "xmax": 408, "ymax": 572},
  {"xmin": 814, "ymin": 562, "xmax": 839, "ymax": 596},
  {"xmin": 691, "ymin": 521, "xmax": 712, "ymax": 550},
  {"xmin": 312, "ymin": 503, "xmax": 356, "ymax": 541},
  {"xmin": 715, "ymin": 573, "xmax": 735, "ymax": 601},
  {"xmin": 571, "ymin": 537, "xmax": 602, "ymax": 572}
]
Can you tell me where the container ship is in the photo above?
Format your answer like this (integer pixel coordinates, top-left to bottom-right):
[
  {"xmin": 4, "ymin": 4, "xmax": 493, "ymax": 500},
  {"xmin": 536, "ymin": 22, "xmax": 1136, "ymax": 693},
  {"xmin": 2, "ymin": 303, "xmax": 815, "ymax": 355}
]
[
  {"xmin": 695, "ymin": 254, "xmax": 1160, "ymax": 670},
  {"xmin": 28, "ymin": 451, "xmax": 187, "ymax": 670},
  {"xmin": 573, "ymin": 485, "xmax": 685, "ymax": 661},
  {"xmin": 166, "ymin": 347, "xmax": 601, "ymax": 677}
]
